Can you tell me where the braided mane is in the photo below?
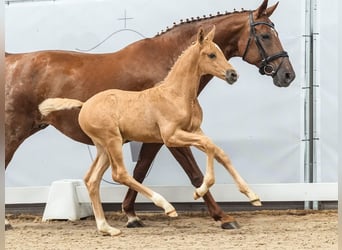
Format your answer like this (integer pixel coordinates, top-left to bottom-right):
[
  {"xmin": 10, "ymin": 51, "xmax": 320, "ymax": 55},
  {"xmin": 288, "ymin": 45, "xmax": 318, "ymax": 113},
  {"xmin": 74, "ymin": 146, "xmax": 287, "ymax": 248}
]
[{"xmin": 155, "ymin": 9, "xmax": 250, "ymax": 37}]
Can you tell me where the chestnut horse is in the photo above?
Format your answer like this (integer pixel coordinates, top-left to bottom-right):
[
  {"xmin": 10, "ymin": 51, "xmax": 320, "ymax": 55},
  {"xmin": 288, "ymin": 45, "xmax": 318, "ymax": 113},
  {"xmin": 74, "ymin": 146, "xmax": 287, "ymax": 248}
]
[
  {"xmin": 5, "ymin": 0, "xmax": 295, "ymax": 229},
  {"xmin": 38, "ymin": 27, "xmax": 260, "ymax": 236}
]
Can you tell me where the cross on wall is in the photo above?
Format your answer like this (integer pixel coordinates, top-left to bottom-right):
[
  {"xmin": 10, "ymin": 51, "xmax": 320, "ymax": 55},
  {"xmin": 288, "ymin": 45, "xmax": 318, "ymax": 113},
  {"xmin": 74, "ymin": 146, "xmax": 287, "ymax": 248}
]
[{"xmin": 117, "ymin": 10, "xmax": 134, "ymax": 29}]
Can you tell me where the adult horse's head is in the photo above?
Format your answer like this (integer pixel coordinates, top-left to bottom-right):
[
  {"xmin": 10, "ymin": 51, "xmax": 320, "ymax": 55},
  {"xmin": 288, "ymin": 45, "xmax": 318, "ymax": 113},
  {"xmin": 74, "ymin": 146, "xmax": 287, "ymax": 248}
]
[
  {"xmin": 198, "ymin": 26, "xmax": 238, "ymax": 85},
  {"xmin": 239, "ymin": 0, "xmax": 295, "ymax": 87}
]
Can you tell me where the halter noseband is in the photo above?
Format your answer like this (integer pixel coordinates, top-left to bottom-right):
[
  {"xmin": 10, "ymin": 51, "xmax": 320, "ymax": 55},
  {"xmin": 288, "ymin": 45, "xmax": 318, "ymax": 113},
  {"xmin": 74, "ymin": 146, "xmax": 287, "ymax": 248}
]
[{"xmin": 242, "ymin": 12, "xmax": 289, "ymax": 76}]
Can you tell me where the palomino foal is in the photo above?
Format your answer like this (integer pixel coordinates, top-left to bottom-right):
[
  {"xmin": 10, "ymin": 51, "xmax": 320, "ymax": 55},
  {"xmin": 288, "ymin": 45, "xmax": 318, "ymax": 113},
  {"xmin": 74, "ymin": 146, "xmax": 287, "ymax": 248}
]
[{"xmin": 39, "ymin": 26, "xmax": 260, "ymax": 236}]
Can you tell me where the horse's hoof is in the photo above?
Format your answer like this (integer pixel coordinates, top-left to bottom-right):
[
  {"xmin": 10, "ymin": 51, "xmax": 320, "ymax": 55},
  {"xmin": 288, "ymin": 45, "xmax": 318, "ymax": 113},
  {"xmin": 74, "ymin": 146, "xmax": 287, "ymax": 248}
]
[
  {"xmin": 221, "ymin": 221, "xmax": 240, "ymax": 230},
  {"xmin": 5, "ymin": 223, "xmax": 13, "ymax": 231},
  {"xmin": 126, "ymin": 219, "xmax": 145, "ymax": 228}
]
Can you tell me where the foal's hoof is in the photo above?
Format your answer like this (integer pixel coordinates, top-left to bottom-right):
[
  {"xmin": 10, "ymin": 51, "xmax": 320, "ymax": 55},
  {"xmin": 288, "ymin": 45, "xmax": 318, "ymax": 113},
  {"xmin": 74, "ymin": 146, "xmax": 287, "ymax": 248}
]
[
  {"xmin": 221, "ymin": 221, "xmax": 240, "ymax": 230},
  {"xmin": 193, "ymin": 191, "xmax": 201, "ymax": 200},
  {"xmin": 99, "ymin": 228, "xmax": 122, "ymax": 236},
  {"xmin": 166, "ymin": 210, "xmax": 178, "ymax": 217},
  {"xmin": 126, "ymin": 219, "xmax": 145, "ymax": 228},
  {"xmin": 251, "ymin": 198, "xmax": 262, "ymax": 206}
]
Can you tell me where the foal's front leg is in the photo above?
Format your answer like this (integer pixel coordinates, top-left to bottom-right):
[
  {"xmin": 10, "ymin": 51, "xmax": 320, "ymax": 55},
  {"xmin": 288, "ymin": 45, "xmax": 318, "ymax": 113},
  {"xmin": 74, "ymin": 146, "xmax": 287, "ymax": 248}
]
[
  {"xmin": 164, "ymin": 129, "xmax": 261, "ymax": 206},
  {"xmin": 167, "ymin": 146, "xmax": 239, "ymax": 229},
  {"xmin": 192, "ymin": 142, "xmax": 261, "ymax": 206},
  {"xmin": 163, "ymin": 130, "xmax": 217, "ymax": 199},
  {"xmin": 213, "ymin": 146, "xmax": 262, "ymax": 206}
]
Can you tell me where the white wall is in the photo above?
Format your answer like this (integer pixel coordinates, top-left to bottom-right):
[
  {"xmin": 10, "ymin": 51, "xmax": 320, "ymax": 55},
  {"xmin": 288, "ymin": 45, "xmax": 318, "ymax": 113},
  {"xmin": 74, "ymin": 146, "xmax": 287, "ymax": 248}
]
[
  {"xmin": 5, "ymin": 1, "xmax": 336, "ymax": 191},
  {"xmin": 317, "ymin": 0, "xmax": 338, "ymax": 182}
]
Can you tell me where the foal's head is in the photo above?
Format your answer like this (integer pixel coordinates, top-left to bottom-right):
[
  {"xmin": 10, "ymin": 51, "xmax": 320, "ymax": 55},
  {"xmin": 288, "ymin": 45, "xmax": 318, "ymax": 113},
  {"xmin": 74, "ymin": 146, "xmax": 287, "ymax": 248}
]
[{"xmin": 197, "ymin": 26, "xmax": 238, "ymax": 85}]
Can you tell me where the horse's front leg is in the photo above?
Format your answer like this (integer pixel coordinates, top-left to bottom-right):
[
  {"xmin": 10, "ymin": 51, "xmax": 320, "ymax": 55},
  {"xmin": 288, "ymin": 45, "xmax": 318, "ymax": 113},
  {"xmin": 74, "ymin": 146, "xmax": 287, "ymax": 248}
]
[
  {"xmin": 122, "ymin": 143, "xmax": 163, "ymax": 228},
  {"xmin": 213, "ymin": 146, "xmax": 262, "ymax": 206}
]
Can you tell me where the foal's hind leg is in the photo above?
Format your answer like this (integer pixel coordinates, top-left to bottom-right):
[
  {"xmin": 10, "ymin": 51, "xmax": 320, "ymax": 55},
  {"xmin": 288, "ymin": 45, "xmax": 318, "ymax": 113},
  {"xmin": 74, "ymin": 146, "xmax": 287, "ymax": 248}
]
[
  {"xmin": 122, "ymin": 143, "xmax": 163, "ymax": 228},
  {"xmin": 83, "ymin": 146, "xmax": 121, "ymax": 236},
  {"xmin": 106, "ymin": 140, "xmax": 177, "ymax": 218}
]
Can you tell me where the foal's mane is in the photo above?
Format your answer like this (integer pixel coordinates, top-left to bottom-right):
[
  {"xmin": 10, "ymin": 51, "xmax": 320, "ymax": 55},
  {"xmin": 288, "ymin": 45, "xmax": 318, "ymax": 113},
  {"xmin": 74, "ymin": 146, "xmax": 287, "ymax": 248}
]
[
  {"xmin": 155, "ymin": 41, "xmax": 199, "ymax": 87},
  {"xmin": 155, "ymin": 9, "xmax": 250, "ymax": 37}
]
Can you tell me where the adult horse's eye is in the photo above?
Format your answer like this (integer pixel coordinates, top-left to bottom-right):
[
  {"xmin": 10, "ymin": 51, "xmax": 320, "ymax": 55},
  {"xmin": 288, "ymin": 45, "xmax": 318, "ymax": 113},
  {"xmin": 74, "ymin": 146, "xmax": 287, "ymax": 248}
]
[
  {"xmin": 260, "ymin": 33, "xmax": 270, "ymax": 40},
  {"xmin": 208, "ymin": 53, "xmax": 216, "ymax": 59}
]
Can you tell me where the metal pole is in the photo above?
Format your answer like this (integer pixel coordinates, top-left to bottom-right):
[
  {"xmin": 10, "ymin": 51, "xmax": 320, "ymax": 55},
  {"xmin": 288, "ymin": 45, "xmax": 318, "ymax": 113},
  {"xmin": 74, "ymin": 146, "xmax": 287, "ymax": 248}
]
[{"xmin": 304, "ymin": 0, "xmax": 319, "ymax": 210}]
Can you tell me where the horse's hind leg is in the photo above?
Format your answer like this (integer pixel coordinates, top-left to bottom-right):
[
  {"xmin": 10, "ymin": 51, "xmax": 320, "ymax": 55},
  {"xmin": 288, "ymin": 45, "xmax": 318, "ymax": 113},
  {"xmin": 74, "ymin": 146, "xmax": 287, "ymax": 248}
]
[
  {"xmin": 168, "ymin": 146, "xmax": 239, "ymax": 229},
  {"xmin": 107, "ymin": 140, "xmax": 177, "ymax": 218},
  {"xmin": 122, "ymin": 143, "xmax": 163, "ymax": 228},
  {"xmin": 83, "ymin": 146, "xmax": 121, "ymax": 236}
]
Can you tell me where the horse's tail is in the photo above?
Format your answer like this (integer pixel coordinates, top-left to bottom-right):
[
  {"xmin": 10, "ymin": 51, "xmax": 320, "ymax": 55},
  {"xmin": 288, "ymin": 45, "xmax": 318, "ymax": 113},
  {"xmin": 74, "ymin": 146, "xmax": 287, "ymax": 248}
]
[{"xmin": 39, "ymin": 98, "xmax": 84, "ymax": 116}]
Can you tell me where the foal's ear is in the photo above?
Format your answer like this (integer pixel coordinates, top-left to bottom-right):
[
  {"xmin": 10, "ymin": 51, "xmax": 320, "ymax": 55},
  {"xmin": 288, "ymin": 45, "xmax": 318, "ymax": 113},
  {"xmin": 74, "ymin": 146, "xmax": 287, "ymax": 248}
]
[
  {"xmin": 197, "ymin": 27, "xmax": 205, "ymax": 44},
  {"xmin": 205, "ymin": 25, "xmax": 216, "ymax": 42}
]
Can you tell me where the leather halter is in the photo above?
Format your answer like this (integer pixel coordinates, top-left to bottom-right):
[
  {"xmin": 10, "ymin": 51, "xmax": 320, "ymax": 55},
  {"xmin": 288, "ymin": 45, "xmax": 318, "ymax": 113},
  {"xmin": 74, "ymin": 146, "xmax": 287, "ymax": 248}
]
[{"xmin": 242, "ymin": 12, "xmax": 289, "ymax": 76}]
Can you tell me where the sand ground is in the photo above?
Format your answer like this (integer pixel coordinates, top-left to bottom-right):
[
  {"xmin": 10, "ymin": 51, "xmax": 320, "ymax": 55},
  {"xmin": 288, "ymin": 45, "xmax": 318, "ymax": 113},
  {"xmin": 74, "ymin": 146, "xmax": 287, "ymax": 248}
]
[{"xmin": 5, "ymin": 210, "xmax": 337, "ymax": 250}]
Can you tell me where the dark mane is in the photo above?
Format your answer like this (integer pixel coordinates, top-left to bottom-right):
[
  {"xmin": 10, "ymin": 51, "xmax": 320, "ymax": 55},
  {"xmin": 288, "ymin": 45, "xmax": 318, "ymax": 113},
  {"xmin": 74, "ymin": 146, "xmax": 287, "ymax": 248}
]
[{"xmin": 155, "ymin": 9, "xmax": 251, "ymax": 37}]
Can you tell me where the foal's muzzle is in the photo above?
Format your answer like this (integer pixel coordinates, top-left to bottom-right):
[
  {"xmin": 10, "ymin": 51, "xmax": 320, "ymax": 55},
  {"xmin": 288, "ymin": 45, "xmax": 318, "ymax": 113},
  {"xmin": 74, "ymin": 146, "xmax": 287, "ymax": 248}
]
[{"xmin": 226, "ymin": 70, "xmax": 239, "ymax": 84}]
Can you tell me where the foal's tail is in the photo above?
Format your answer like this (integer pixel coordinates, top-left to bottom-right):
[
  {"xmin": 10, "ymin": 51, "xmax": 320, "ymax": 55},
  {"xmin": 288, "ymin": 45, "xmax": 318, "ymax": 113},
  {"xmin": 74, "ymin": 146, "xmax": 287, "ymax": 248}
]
[{"xmin": 39, "ymin": 98, "xmax": 84, "ymax": 116}]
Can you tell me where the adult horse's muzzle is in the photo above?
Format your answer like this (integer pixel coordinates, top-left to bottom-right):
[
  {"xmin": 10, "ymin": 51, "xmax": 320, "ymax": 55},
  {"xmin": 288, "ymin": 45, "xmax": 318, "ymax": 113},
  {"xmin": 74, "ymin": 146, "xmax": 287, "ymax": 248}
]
[
  {"xmin": 271, "ymin": 58, "xmax": 296, "ymax": 87},
  {"xmin": 261, "ymin": 57, "xmax": 295, "ymax": 87},
  {"xmin": 225, "ymin": 69, "xmax": 239, "ymax": 84}
]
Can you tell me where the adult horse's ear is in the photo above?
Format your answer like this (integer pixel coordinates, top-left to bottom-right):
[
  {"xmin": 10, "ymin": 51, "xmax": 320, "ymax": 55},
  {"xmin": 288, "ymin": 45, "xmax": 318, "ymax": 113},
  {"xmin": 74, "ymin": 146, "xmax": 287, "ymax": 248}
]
[
  {"xmin": 197, "ymin": 27, "xmax": 205, "ymax": 44},
  {"xmin": 205, "ymin": 26, "xmax": 216, "ymax": 42},
  {"xmin": 265, "ymin": 2, "xmax": 279, "ymax": 17},
  {"xmin": 256, "ymin": 0, "xmax": 279, "ymax": 18}
]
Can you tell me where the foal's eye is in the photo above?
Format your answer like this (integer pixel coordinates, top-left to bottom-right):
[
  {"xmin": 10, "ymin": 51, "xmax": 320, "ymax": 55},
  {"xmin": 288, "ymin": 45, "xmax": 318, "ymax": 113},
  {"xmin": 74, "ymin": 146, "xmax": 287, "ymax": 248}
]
[{"xmin": 208, "ymin": 53, "xmax": 216, "ymax": 59}]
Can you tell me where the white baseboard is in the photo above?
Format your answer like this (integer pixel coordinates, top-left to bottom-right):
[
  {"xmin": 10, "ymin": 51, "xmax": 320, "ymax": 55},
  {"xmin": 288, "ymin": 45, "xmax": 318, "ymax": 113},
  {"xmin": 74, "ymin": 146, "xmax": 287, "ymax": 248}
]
[{"xmin": 5, "ymin": 182, "xmax": 337, "ymax": 204}]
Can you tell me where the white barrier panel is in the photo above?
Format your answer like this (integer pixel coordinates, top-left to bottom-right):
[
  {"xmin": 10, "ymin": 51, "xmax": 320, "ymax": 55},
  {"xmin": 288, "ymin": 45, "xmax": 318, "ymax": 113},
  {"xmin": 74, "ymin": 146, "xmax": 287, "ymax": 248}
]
[
  {"xmin": 5, "ymin": 186, "xmax": 50, "ymax": 204},
  {"xmin": 5, "ymin": 182, "xmax": 337, "ymax": 204}
]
